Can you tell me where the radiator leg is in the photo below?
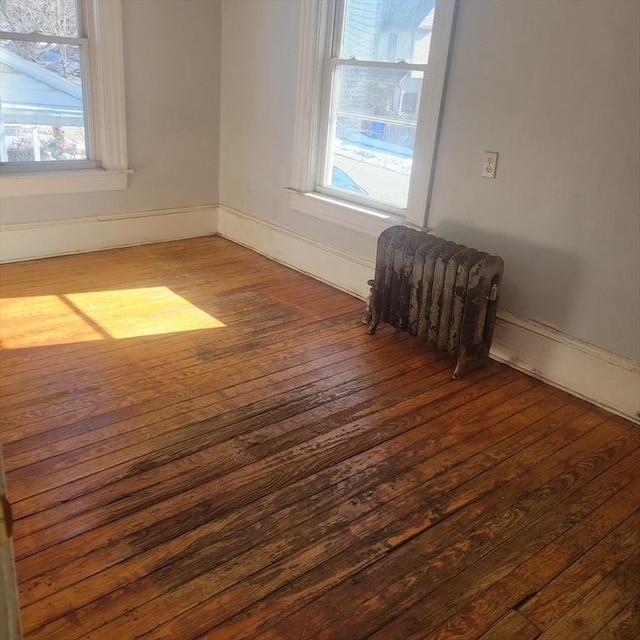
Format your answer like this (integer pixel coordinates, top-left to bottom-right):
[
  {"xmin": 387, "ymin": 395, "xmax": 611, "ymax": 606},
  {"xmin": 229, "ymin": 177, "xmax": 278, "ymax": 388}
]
[
  {"xmin": 368, "ymin": 303, "xmax": 381, "ymax": 332},
  {"xmin": 363, "ymin": 281, "xmax": 372, "ymax": 324},
  {"xmin": 453, "ymin": 345, "xmax": 489, "ymax": 379},
  {"xmin": 364, "ymin": 279, "xmax": 380, "ymax": 334}
]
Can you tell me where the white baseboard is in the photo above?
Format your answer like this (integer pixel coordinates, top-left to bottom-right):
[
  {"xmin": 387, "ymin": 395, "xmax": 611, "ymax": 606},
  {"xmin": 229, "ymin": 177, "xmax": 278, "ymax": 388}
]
[
  {"xmin": 0, "ymin": 205, "xmax": 217, "ymax": 263},
  {"xmin": 217, "ymin": 204, "xmax": 373, "ymax": 299},
  {"xmin": 217, "ymin": 204, "xmax": 639, "ymax": 423},
  {"xmin": 490, "ymin": 312, "xmax": 639, "ymax": 424}
]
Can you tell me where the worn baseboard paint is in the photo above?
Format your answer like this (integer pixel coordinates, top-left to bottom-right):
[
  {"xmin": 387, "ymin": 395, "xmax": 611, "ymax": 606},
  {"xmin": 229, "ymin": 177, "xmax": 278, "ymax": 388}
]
[
  {"xmin": 216, "ymin": 204, "xmax": 640, "ymax": 424},
  {"xmin": 0, "ymin": 205, "xmax": 217, "ymax": 263},
  {"xmin": 490, "ymin": 312, "xmax": 639, "ymax": 424}
]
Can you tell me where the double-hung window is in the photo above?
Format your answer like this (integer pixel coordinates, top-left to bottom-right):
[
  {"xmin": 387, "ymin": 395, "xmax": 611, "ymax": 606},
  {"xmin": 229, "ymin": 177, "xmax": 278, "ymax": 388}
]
[
  {"xmin": 291, "ymin": 0, "xmax": 456, "ymax": 232},
  {"xmin": 0, "ymin": 0, "xmax": 127, "ymax": 197}
]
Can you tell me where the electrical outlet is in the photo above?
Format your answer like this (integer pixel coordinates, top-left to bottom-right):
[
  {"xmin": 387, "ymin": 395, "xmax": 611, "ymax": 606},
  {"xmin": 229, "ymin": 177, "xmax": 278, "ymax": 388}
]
[{"xmin": 482, "ymin": 151, "xmax": 498, "ymax": 178}]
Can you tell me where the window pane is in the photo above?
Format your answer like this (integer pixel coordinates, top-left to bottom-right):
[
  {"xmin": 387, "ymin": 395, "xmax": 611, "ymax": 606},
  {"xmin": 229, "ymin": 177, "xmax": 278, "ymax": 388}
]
[
  {"xmin": 324, "ymin": 64, "xmax": 422, "ymax": 209},
  {"xmin": 340, "ymin": 0, "xmax": 435, "ymax": 64},
  {"xmin": 1, "ymin": 41, "xmax": 87, "ymax": 162},
  {"xmin": 0, "ymin": 0, "xmax": 79, "ymax": 37}
]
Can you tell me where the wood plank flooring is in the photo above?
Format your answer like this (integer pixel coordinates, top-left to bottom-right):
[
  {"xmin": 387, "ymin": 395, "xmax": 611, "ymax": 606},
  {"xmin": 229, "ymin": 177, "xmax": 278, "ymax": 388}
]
[{"xmin": 0, "ymin": 236, "xmax": 638, "ymax": 639}]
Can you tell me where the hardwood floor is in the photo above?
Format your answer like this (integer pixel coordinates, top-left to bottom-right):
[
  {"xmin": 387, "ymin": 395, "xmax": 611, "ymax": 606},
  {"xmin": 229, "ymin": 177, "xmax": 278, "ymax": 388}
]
[{"xmin": 0, "ymin": 236, "xmax": 638, "ymax": 640}]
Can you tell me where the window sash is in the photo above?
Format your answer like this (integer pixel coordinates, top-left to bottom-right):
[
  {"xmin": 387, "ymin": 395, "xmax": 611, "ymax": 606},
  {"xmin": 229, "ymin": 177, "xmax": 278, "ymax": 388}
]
[
  {"xmin": 316, "ymin": 71, "xmax": 416, "ymax": 214},
  {"xmin": 330, "ymin": 58, "xmax": 426, "ymax": 71},
  {"xmin": 0, "ymin": 159, "xmax": 96, "ymax": 173},
  {"xmin": 1, "ymin": 37, "xmax": 93, "ymax": 165},
  {"xmin": 315, "ymin": 66, "xmax": 422, "ymax": 214},
  {"xmin": 0, "ymin": 31, "xmax": 85, "ymax": 46}
]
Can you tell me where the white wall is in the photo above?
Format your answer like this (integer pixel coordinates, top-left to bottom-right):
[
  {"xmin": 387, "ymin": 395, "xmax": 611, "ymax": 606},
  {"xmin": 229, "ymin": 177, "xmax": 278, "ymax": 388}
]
[
  {"xmin": 0, "ymin": 0, "xmax": 221, "ymax": 226},
  {"xmin": 429, "ymin": 0, "xmax": 640, "ymax": 363},
  {"xmin": 218, "ymin": 0, "xmax": 639, "ymax": 420}
]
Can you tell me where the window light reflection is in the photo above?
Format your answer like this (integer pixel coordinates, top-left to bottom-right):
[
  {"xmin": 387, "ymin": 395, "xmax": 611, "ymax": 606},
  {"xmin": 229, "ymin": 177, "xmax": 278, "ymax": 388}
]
[{"xmin": 0, "ymin": 287, "xmax": 225, "ymax": 349}]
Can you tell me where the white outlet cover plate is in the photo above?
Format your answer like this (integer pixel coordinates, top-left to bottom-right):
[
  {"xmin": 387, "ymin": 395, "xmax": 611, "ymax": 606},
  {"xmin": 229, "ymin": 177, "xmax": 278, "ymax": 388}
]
[{"xmin": 482, "ymin": 151, "xmax": 498, "ymax": 178}]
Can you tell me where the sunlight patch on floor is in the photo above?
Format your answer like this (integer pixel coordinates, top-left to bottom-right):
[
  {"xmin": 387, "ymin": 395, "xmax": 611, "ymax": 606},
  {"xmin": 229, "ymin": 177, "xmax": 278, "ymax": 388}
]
[{"xmin": 0, "ymin": 287, "xmax": 225, "ymax": 348}]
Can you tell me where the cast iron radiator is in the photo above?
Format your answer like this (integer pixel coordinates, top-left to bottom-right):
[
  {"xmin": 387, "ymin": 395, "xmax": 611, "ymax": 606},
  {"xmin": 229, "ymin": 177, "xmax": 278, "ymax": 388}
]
[{"xmin": 365, "ymin": 225, "xmax": 504, "ymax": 379}]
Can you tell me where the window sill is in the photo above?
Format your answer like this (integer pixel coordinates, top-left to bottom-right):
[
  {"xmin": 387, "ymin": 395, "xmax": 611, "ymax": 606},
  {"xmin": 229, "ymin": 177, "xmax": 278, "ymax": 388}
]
[
  {"xmin": 0, "ymin": 168, "xmax": 129, "ymax": 199},
  {"xmin": 287, "ymin": 189, "xmax": 410, "ymax": 238}
]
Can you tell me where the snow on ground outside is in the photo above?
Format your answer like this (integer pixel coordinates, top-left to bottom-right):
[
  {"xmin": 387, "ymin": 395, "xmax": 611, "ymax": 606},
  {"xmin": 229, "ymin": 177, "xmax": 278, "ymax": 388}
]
[{"xmin": 333, "ymin": 139, "xmax": 412, "ymax": 209}]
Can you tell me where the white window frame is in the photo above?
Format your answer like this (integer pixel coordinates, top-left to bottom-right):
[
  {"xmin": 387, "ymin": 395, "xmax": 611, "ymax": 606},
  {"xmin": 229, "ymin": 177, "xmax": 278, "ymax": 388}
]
[
  {"xmin": 289, "ymin": 0, "xmax": 457, "ymax": 236},
  {"xmin": 0, "ymin": 0, "xmax": 128, "ymax": 198}
]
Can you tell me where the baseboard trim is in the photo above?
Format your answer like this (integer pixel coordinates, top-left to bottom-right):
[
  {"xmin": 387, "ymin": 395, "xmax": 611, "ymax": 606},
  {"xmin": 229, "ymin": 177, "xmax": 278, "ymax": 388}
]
[
  {"xmin": 0, "ymin": 205, "xmax": 217, "ymax": 263},
  {"xmin": 217, "ymin": 204, "xmax": 639, "ymax": 423},
  {"xmin": 217, "ymin": 204, "xmax": 373, "ymax": 299},
  {"xmin": 491, "ymin": 312, "xmax": 639, "ymax": 423}
]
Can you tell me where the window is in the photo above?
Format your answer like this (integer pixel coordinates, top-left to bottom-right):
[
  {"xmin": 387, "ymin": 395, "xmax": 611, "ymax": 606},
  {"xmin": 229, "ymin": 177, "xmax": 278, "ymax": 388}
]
[
  {"xmin": 0, "ymin": 0, "xmax": 127, "ymax": 197},
  {"xmin": 290, "ymin": 0, "xmax": 456, "ymax": 232},
  {"xmin": 1, "ymin": 0, "xmax": 89, "ymax": 164}
]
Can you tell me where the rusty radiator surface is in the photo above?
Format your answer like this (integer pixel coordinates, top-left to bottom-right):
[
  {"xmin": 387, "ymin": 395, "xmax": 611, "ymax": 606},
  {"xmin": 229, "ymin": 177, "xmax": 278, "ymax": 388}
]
[{"xmin": 366, "ymin": 226, "xmax": 504, "ymax": 378}]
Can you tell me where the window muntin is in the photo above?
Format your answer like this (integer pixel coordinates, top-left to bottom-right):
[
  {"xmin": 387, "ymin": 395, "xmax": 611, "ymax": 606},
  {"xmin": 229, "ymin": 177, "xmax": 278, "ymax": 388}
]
[
  {"xmin": 318, "ymin": 0, "xmax": 436, "ymax": 212},
  {"xmin": 0, "ymin": 0, "xmax": 92, "ymax": 165}
]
